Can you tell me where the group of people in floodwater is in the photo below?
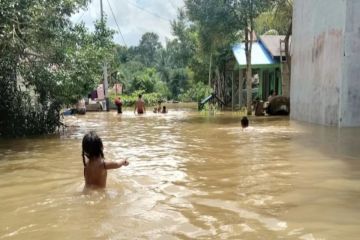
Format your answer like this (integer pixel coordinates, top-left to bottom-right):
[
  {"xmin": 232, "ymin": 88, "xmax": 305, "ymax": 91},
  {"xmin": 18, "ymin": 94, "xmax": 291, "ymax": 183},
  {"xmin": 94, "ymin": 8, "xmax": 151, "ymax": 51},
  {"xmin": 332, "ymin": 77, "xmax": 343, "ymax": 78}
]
[
  {"xmin": 153, "ymin": 102, "xmax": 167, "ymax": 114},
  {"xmin": 82, "ymin": 118, "xmax": 249, "ymax": 191},
  {"xmin": 82, "ymin": 95, "xmax": 249, "ymax": 191},
  {"xmin": 114, "ymin": 94, "xmax": 167, "ymax": 115}
]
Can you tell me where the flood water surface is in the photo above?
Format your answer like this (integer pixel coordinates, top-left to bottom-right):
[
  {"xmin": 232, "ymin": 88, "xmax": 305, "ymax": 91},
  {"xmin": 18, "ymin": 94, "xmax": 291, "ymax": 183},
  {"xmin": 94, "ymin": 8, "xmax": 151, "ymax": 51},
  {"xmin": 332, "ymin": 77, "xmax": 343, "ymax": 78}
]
[{"xmin": 1, "ymin": 106, "xmax": 360, "ymax": 239}]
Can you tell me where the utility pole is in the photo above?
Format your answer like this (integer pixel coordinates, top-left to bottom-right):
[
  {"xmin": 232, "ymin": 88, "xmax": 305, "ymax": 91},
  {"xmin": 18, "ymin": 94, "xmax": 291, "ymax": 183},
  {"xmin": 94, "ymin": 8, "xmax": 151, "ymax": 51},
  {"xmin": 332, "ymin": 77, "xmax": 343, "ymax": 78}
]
[{"xmin": 100, "ymin": 0, "xmax": 110, "ymax": 111}]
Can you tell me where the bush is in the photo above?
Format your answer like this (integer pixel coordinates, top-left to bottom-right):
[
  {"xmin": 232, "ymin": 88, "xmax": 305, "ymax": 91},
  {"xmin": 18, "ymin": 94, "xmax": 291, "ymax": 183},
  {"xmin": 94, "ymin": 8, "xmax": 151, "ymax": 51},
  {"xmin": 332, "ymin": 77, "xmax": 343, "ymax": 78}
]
[
  {"xmin": 128, "ymin": 68, "xmax": 159, "ymax": 93},
  {"xmin": 179, "ymin": 81, "xmax": 212, "ymax": 102},
  {"xmin": 0, "ymin": 88, "xmax": 61, "ymax": 137},
  {"xmin": 110, "ymin": 90, "xmax": 164, "ymax": 107}
]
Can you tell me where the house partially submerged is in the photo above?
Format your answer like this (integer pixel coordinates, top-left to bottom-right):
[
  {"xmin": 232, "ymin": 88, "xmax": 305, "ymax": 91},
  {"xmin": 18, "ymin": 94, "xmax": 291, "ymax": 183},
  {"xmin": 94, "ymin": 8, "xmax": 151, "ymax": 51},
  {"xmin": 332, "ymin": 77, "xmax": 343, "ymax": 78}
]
[
  {"xmin": 233, "ymin": 35, "xmax": 288, "ymax": 100},
  {"xmin": 223, "ymin": 35, "xmax": 289, "ymax": 111}
]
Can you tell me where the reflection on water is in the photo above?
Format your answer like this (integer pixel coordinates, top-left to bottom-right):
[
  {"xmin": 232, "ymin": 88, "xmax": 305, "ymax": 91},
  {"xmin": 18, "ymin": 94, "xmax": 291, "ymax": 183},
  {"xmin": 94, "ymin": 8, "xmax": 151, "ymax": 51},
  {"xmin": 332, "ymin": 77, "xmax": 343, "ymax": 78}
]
[{"xmin": 1, "ymin": 105, "xmax": 360, "ymax": 239}]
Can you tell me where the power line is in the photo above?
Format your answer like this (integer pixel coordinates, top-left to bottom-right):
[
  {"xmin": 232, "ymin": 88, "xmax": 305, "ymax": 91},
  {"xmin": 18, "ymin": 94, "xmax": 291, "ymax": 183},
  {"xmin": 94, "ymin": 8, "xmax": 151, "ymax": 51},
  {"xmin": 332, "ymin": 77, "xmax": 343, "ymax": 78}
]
[
  {"xmin": 105, "ymin": 0, "xmax": 127, "ymax": 47},
  {"xmin": 125, "ymin": 0, "xmax": 171, "ymax": 22}
]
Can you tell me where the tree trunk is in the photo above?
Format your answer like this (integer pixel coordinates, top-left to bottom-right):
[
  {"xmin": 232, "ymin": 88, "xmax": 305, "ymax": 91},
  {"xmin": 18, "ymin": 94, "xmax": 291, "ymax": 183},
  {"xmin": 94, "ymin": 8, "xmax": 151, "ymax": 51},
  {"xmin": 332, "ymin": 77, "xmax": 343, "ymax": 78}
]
[
  {"xmin": 282, "ymin": 22, "xmax": 292, "ymax": 98},
  {"xmin": 245, "ymin": 27, "xmax": 253, "ymax": 116},
  {"xmin": 239, "ymin": 69, "xmax": 244, "ymax": 107},
  {"xmin": 231, "ymin": 71, "xmax": 234, "ymax": 111},
  {"xmin": 246, "ymin": 54, "xmax": 252, "ymax": 115},
  {"xmin": 215, "ymin": 67, "xmax": 220, "ymax": 97},
  {"xmin": 208, "ymin": 52, "xmax": 212, "ymax": 87},
  {"xmin": 221, "ymin": 69, "xmax": 226, "ymax": 104},
  {"xmin": 282, "ymin": 60, "xmax": 290, "ymax": 98}
]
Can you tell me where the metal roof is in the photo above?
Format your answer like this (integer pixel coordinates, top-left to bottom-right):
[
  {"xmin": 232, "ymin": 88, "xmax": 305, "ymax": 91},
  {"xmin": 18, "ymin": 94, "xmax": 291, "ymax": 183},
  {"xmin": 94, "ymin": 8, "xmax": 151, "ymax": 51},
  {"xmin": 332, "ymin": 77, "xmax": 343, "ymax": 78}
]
[
  {"xmin": 259, "ymin": 35, "xmax": 287, "ymax": 58},
  {"xmin": 232, "ymin": 42, "xmax": 275, "ymax": 66}
]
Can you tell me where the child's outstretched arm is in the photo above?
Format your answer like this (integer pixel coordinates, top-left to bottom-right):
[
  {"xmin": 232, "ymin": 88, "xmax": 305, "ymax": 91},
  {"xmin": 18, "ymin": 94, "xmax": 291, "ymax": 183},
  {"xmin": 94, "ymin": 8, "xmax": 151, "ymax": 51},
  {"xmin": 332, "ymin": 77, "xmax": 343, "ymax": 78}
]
[{"xmin": 104, "ymin": 159, "xmax": 129, "ymax": 169}]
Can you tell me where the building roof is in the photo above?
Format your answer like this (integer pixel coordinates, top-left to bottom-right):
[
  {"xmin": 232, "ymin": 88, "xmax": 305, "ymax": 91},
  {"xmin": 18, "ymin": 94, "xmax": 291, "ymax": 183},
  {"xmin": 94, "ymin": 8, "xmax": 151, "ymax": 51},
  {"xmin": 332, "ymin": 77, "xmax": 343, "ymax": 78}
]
[
  {"xmin": 232, "ymin": 42, "xmax": 275, "ymax": 66},
  {"xmin": 259, "ymin": 35, "xmax": 287, "ymax": 58}
]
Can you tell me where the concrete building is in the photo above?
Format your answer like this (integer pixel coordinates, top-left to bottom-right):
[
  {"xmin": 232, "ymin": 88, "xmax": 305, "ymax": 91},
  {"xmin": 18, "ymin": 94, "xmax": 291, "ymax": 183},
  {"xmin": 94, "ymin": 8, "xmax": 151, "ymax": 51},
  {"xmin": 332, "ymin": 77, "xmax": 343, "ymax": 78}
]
[{"xmin": 291, "ymin": 0, "xmax": 360, "ymax": 127}]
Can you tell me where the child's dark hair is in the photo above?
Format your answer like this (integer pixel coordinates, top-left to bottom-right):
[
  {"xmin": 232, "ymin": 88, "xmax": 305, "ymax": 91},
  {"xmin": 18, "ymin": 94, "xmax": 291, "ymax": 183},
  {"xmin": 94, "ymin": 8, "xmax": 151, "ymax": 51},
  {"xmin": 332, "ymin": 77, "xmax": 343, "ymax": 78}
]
[
  {"xmin": 241, "ymin": 117, "xmax": 249, "ymax": 128},
  {"xmin": 82, "ymin": 131, "xmax": 104, "ymax": 166}
]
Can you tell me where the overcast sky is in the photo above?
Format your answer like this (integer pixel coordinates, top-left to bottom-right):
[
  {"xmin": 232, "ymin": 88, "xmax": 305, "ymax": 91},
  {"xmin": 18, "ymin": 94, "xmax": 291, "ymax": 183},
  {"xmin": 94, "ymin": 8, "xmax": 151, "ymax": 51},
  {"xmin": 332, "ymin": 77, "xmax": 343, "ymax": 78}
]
[{"xmin": 71, "ymin": 0, "xmax": 185, "ymax": 47}]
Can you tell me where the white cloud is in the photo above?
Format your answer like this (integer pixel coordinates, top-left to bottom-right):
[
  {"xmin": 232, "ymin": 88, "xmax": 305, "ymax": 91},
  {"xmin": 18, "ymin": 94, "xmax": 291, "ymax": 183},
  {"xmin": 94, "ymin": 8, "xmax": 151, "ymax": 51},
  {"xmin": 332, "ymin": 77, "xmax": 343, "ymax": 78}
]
[{"xmin": 71, "ymin": 0, "xmax": 185, "ymax": 46}]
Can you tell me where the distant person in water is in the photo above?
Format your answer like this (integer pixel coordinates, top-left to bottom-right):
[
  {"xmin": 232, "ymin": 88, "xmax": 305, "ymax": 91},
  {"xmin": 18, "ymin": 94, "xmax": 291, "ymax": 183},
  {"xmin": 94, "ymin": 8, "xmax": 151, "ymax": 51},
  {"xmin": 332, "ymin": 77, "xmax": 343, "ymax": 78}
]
[
  {"xmin": 157, "ymin": 100, "xmax": 162, "ymax": 112},
  {"xmin": 82, "ymin": 131, "xmax": 129, "ymax": 189},
  {"xmin": 77, "ymin": 98, "xmax": 86, "ymax": 115},
  {"xmin": 241, "ymin": 116, "xmax": 249, "ymax": 129},
  {"xmin": 134, "ymin": 94, "xmax": 146, "ymax": 114},
  {"xmin": 161, "ymin": 106, "xmax": 167, "ymax": 113},
  {"xmin": 114, "ymin": 96, "xmax": 122, "ymax": 114}
]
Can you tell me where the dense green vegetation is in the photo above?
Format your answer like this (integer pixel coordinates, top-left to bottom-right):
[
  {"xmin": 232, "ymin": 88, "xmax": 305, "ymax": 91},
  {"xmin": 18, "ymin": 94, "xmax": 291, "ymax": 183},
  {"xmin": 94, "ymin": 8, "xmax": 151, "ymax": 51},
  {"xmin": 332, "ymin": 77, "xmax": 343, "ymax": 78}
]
[
  {"xmin": 0, "ymin": 0, "xmax": 117, "ymax": 137},
  {"xmin": 0, "ymin": 0, "xmax": 291, "ymax": 137},
  {"xmin": 109, "ymin": 91, "xmax": 162, "ymax": 107}
]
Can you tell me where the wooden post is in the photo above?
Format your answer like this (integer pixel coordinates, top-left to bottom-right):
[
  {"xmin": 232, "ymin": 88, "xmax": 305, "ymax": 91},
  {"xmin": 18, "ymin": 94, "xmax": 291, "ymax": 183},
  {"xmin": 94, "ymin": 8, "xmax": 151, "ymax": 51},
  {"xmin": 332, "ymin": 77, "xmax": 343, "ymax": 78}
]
[
  {"xmin": 259, "ymin": 68, "xmax": 263, "ymax": 100},
  {"xmin": 208, "ymin": 53, "xmax": 212, "ymax": 87},
  {"xmin": 100, "ymin": 0, "xmax": 109, "ymax": 111},
  {"xmin": 232, "ymin": 71, "xmax": 234, "ymax": 111}
]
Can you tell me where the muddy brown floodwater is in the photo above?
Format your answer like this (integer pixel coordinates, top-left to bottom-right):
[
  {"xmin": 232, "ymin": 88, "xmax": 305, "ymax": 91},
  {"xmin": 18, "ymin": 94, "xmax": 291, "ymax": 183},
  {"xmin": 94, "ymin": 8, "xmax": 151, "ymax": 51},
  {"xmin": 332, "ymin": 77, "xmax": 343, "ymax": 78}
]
[{"xmin": 1, "ymin": 105, "xmax": 360, "ymax": 239}]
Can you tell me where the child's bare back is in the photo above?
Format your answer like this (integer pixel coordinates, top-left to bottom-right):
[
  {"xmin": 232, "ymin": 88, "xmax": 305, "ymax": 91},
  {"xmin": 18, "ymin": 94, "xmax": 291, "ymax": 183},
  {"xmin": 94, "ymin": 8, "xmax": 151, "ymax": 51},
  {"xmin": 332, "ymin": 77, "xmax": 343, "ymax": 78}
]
[{"xmin": 82, "ymin": 131, "xmax": 129, "ymax": 189}]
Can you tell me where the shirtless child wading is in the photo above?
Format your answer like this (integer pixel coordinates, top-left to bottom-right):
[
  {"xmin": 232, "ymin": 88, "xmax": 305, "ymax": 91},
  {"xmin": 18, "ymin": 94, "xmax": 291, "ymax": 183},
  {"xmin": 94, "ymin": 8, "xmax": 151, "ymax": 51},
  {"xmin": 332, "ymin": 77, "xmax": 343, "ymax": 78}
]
[
  {"xmin": 82, "ymin": 131, "xmax": 129, "ymax": 189},
  {"xmin": 134, "ymin": 94, "xmax": 146, "ymax": 114}
]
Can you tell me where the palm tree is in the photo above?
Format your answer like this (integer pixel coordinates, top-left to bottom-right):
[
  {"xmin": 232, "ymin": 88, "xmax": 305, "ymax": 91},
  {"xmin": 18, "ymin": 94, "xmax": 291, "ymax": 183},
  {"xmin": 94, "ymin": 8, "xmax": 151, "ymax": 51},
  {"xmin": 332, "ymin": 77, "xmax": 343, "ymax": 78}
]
[
  {"xmin": 273, "ymin": 0, "xmax": 293, "ymax": 98},
  {"xmin": 156, "ymin": 49, "xmax": 171, "ymax": 83}
]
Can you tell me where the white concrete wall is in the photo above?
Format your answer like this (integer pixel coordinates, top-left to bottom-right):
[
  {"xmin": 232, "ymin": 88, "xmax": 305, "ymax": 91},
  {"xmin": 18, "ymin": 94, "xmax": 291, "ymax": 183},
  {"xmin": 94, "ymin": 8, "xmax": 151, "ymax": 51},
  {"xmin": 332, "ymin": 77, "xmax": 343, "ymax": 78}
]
[
  {"xmin": 341, "ymin": 0, "xmax": 360, "ymax": 127},
  {"xmin": 291, "ymin": 0, "xmax": 345, "ymax": 126}
]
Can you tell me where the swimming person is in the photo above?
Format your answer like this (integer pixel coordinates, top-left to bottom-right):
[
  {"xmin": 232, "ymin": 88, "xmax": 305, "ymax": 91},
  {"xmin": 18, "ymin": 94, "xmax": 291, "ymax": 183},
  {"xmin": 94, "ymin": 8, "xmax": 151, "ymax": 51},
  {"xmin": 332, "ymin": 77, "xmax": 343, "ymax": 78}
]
[
  {"xmin": 82, "ymin": 131, "xmax": 129, "ymax": 189},
  {"xmin": 134, "ymin": 94, "xmax": 146, "ymax": 114},
  {"xmin": 161, "ymin": 106, "xmax": 167, "ymax": 113},
  {"xmin": 241, "ymin": 116, "xmax": 249, "ymax": 129}
]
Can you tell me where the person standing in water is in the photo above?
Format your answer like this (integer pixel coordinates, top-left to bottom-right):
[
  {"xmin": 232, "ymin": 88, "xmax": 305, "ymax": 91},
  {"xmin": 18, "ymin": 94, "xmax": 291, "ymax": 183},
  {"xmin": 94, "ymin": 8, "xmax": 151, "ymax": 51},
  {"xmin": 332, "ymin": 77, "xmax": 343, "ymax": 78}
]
[
  {"xmin": 157, "ymin": 100, "xmax": 162, "ymax": 112},
  {"xmin": 82, "ymin": 131, "xmax": 129, "ymax": 189},
  {"xmin": 114, "ymin": 96, "xmax": 122, "ymax": 114},
  {"xmin": 241, "ymin": 116, "xmax": 249, "ymax": 129},
  {"xmin": 134, "ymin": 94, "xmax": 146, "ymax": 114},
  {"xmin": 161, "ymin": 106, "xmax": 167, "ymax": 113}
]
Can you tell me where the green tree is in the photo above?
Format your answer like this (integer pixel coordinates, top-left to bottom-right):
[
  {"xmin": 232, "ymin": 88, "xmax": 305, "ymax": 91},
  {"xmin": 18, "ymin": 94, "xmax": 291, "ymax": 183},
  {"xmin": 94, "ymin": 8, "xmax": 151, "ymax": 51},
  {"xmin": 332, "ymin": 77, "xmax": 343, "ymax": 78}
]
[
  {"xmin": 129, "ymin": 68, "xmax": 158, "ymax": 93},
  {"xmin": 0, "ymin": 0, "xmax": 116, "ymax": 137},
  {"xmin": 156, "ymin": 48, "xmax": 172, "ymax": 83},
  {"xmin": 115, "ymin": 45, "xmax": 130, "ymax": 63},
  {"xmin": 179, "ymin": 81, "xmax": 212, "ymax": 102},
  {"xmin": 170, "ymin": 10, "xmax": 197, "ymax": 68},
  {"xmin": 169, "ymin": 68, "xmax": 189, "ymax": 98},
  {"xmin": 255, "ymin": 10, "xmax": 287, "ymax": 35},
  {"xmin": 185, "ymin": 0, "xmax": 237, "ymax": 87},
  {"xmin": 254, "ymin": 0, "xmax": 293, "ymax": 97},
  {"xmin": 225, "ymin": 0, "xmax": 271, "ymax": 115},
  {"xmin": 137, "ymin": 32, "xmax": 162, "ymax": 67},
  {"xmin": 273, "ymin": 0, "xmax": 293, "ymax": 98}
]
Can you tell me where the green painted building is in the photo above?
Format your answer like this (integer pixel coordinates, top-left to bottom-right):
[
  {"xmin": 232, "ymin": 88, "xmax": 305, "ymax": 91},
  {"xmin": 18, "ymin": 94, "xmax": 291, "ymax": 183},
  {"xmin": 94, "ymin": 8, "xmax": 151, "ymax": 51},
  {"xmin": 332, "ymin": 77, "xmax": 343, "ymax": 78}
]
[{"xmin": 232, "ymin": 35, "xmax": 286, "ymax": 101}]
